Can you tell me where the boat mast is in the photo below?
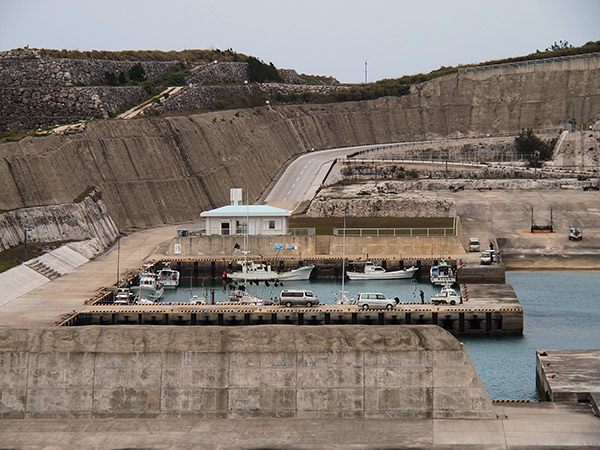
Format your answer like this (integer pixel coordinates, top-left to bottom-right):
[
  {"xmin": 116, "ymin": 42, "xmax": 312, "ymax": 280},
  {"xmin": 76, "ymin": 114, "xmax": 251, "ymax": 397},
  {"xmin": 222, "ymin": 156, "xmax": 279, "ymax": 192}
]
[{"xmin": 341, "ymin": 207, "xmax": 347, "ymax": 300}]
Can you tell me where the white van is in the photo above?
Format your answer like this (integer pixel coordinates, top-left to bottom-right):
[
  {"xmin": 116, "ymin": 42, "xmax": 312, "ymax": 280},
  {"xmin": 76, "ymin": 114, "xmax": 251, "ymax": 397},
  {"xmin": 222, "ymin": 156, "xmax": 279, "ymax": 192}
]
[
  {"xmin": 279, "ymin": 289, "xmax": 319, "ymax": 307},
  {"xmin": 357, "ymin": 293, "xmax": 397, "ymax": 310}
]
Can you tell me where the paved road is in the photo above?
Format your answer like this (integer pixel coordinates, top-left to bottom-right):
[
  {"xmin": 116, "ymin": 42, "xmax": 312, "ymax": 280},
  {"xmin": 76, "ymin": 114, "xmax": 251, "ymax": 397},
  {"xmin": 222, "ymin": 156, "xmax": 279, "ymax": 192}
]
[
  {"xmin": 264, "ymin": 144, "xmax": 386, "ymax": 208},
  {"xmin": 1, "ymin": 403, "xmax": 598, "ymax": 449}
]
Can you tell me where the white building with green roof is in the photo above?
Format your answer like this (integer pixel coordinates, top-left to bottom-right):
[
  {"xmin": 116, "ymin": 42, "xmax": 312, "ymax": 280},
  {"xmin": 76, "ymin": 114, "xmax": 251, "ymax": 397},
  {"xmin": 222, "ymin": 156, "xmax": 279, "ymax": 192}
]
[{"xmin": 200, "ymin": 189, "xmax": 291, "ymax": 236}]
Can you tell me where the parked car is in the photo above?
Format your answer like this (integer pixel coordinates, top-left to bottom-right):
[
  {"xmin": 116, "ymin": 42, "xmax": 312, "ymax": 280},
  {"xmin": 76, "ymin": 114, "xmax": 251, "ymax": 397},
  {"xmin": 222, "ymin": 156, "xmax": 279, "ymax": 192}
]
[
  {"xmin": 279, "ymin": 290, "xmax": 319, "ymax": 307},
  {"xmin": 357, "ymin": 293, "xmax": 397, "ymax": 310},
  {"xmin": 480, "ymin": 250, "xmax": 495, "ymax": 265},
  {"xmin": 568, "ymin": 226, "xmax": 583, "ymax": 241},
  {"xmin": 468, "ymin": 237, "xmax": 480, "ymax": 252}
]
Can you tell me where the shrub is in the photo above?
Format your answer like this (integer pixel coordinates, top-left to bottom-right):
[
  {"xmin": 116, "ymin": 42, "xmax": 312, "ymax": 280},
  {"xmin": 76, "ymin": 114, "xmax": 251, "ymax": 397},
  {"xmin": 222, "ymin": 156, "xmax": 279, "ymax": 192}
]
[
  {"xmin": 129, "ymin": 63, "xmax": 147, "ymax": 82},
  {"xmin": 246, "ymin": 57, "xmax": 283, "ymax": 83},
  {"xmin": 514, "ymin": 129, "xmax": 552, "ymax": 167}
]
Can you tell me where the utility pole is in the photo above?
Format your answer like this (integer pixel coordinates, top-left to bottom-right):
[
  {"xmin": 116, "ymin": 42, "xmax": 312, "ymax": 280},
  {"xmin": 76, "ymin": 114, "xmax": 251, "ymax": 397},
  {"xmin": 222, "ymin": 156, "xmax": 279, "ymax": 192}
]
[{"xmin": 364, "ymin": 61, "xmax": 368, "ymax": 83}]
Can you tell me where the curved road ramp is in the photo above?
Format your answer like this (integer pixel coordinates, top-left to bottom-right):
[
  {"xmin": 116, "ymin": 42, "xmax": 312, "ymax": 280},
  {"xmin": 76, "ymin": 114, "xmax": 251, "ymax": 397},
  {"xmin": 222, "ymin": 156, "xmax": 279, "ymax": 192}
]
[{"xmin": 0, "ymin": 325, "xmax": 494, "ymax": 420}]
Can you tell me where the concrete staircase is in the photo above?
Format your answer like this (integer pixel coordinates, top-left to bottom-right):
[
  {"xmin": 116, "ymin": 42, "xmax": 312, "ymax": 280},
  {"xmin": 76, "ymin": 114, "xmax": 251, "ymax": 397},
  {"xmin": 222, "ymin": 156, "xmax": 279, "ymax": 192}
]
[
  {"xmin": 117, "ymin": 86, "xmax": 183, "ymax": 119},
  {"xmin": 25, "ymin": 260, "xmax": 61, "ymax": 280}
]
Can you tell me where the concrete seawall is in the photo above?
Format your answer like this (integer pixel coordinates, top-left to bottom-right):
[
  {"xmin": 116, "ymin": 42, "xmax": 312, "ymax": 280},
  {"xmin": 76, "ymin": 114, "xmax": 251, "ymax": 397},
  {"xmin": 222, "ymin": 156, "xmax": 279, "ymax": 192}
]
[{"xmin": 0, "ymin": 325, "xmax": 495, "ymax": 419}]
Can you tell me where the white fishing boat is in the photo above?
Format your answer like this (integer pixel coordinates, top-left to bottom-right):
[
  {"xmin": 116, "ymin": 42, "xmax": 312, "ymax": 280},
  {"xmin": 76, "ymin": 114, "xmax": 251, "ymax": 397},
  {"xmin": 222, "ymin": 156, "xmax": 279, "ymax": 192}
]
[
  {"xmin": 135, "ymin": 271, "xmax": 164, "ymax": 302},
  {"xmin": 157, "ymin": 267, "xmax": 180, "ymax": 289},
  {"xmin": 347, "ymin": 261, "xmax": 418, "ymax": 280},
  {"xmin": 430, "ymin": 260, "xmax": 456, "ymax": 286},
  {"xmin": 227, "ymin": 261, "xmax": 314, "ymax": 281},
  {"xmin": 114, "ymin": 287, "xmax": 132, "ymax": 305},
  {"xmin": 431, "ymin": 285, "xmax": 461, "ymax": 305}
]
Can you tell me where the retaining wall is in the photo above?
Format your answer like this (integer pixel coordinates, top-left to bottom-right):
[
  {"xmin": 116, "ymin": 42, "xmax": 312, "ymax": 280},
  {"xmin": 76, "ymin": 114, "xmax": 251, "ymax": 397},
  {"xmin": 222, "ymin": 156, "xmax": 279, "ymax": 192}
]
[
  {"xmin": 1, "ymin": 55, "xmax": 598, "ymax": 230},
  {"xmin": 0, "ymin": 325, "xmax": 495, "ymax": 419}
]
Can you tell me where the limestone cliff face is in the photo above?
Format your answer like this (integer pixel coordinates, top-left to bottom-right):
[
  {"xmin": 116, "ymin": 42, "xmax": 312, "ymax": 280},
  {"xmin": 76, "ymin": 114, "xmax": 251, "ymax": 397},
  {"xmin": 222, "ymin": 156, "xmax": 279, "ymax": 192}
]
[
  {"xmin": 0, "ymin": 55, "xmax": 598, "ymax": 231},
  {"xmin": 0, "ymin": 195, "xmax": 118, "ymax": 251}
]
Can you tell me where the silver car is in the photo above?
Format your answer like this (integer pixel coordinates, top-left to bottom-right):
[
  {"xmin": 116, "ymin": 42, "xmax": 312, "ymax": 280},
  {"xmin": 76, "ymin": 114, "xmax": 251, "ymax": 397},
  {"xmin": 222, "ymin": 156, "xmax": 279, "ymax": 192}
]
[
  {"xmin": 279, "ymin": 289, "xmax": 319, "ymax": 307},
  {"xmin": 357, "ymin": 293, "xmax": 397, "ymax": 310}
]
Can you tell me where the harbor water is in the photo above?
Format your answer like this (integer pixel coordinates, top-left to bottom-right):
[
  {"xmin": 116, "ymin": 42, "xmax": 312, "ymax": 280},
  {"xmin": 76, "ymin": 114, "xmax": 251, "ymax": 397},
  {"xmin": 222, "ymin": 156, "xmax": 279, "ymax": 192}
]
[{"xmin": 160, "ymin": 271, "xmax": 600, "ymax": 401}]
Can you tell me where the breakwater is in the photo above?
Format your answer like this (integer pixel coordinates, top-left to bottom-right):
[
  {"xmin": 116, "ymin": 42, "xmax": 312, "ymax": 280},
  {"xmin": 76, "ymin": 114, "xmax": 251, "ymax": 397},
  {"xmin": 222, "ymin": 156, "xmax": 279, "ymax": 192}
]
[{"xmin": 0, "ymin": 325, "xmax": 495, "ymax": 419}]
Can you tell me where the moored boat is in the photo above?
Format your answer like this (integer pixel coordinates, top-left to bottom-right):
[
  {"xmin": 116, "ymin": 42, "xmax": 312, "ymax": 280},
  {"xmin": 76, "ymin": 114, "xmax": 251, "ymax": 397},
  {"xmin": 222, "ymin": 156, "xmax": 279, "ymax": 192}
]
[
  {"xmin": 227, "ymin": 261, "xmax": 314, "ymax": 281},
  {"xmin": 430, "ymin": 260, "xmax": 456, "ymax": 286},
  {"xmin": 347, "ymin": 261, "xmax": 417, "ymax": 280},
  {"xmin": 135, "ymin": 271, "xmax": 164, "ymax": 302},
  {"xmin": 157, "ymin": 268, "xmax": 180, "ymax": 289}
]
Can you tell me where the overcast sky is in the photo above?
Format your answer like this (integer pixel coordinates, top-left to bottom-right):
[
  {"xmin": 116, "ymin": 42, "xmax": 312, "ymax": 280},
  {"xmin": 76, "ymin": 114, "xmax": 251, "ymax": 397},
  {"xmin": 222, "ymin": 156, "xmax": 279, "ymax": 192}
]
[{"xmin": 1, "ymin": 0, "xmax": 599, "ymax": 83}]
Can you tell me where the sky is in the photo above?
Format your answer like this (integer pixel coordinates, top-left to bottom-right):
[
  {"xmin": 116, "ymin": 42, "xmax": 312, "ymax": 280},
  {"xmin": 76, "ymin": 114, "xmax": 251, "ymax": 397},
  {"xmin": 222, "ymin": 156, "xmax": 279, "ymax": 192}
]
[{"xmin": 1, "ymin": 0, "xmax": 599, "ymax": 83}]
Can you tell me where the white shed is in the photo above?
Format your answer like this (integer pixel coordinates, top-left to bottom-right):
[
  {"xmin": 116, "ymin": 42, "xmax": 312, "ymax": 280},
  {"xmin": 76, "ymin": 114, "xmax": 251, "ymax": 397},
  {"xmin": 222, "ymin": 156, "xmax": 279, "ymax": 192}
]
[{"xmin": 200, "ymin": 190, "xmax": 291, "ymax": 236}]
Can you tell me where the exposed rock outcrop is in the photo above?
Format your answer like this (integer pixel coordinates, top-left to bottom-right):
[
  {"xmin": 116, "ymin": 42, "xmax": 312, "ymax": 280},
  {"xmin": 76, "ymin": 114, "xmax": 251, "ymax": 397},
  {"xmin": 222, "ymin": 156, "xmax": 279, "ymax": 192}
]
[
  {"xmin": 0, "ymin": 195, "xmax": 118, "ymax": 252},
  {"xmin": 0, "ymin": 54, "xmax": 598, "ymax": 231}
]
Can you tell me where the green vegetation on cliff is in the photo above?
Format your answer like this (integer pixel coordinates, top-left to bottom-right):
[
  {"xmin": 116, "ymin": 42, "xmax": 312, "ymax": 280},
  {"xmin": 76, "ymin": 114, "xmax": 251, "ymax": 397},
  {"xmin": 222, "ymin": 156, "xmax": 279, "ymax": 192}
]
[{"xmin": 208, "ymin": 40, "xmax": 600, "ymax": 110}]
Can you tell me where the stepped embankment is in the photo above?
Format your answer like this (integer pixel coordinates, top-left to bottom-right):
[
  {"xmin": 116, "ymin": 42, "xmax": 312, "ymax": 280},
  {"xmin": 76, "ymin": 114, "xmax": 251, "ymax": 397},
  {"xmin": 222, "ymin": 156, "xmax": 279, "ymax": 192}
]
[{"xmin": 0, "ymin": 54, "xmax": 598, "ymax": 234}]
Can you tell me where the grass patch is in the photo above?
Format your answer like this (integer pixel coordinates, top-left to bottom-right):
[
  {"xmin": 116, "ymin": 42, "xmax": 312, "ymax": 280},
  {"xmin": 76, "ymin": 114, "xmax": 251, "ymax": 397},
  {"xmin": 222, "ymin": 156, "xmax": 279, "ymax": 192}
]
[{"xmin": 0, "ymin": 241, "xmax": 74, "ymax": 273}]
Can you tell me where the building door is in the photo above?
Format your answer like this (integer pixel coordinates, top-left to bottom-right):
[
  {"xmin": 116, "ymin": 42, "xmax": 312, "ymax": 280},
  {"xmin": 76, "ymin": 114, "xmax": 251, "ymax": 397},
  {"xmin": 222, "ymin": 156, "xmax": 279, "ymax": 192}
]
[{"xmin": 248, "ymin": 219, "xmax": 256, "ymax": 235}]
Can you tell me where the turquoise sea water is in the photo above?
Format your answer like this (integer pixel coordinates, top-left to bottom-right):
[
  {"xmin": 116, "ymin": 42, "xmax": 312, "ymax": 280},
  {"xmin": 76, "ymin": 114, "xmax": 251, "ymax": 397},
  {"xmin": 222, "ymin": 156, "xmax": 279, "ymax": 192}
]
[
  {"xmin": 161, "ymin": 271, "xmax": 600, "ymax": 400},
  {"xmin": 461, "ymin": 271, "xmax": 600, "ymax": 400}
]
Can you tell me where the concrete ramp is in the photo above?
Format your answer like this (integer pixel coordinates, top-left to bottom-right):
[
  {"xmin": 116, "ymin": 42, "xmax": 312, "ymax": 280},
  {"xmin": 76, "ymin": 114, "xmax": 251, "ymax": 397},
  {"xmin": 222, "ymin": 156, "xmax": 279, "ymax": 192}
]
[
  {"xmin": 0, "ymin": 243, "xmax": 91, "ymax": 307},
  {"xmin": 0, "ymin": 266, "xmax": 48, "ymax": 307},
  {"xmin": 0, "ymin": 325, "xmax": 495, "ymax": 419}
]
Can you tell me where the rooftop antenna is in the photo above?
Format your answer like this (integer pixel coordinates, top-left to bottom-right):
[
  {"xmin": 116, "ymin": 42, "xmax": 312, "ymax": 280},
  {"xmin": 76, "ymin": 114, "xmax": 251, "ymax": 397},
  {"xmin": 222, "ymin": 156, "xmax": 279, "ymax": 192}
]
[{"xmin": 364, "ymin": 61, "xmax": 368, "ymax": 83}]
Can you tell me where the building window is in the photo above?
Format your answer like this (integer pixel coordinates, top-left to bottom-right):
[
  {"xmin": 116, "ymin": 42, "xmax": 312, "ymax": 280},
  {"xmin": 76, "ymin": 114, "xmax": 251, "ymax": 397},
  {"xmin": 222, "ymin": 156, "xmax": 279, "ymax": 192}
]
[
  {"xmin": 268, "ymin": 220, "xmax": 276, "ymax": 230},
  {"xmin": 221, "ymin": 222, "xmax": 230, "ymax": 236}
]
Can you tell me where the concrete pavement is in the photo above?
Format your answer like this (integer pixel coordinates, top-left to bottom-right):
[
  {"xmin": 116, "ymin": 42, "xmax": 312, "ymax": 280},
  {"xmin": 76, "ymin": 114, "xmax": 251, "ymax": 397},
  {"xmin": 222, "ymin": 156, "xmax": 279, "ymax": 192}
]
[
  {"xmin": 0, "ymin": 404, "xmax": 598, "ymax": 449},
  {"xmin": 0, "ymin": 225, "xmax": 177, "ymax": 327}
]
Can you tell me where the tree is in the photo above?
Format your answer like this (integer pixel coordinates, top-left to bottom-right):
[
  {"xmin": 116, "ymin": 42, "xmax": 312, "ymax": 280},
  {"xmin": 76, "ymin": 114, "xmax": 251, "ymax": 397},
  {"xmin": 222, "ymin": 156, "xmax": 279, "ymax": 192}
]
[
  {"xmin": 514, "ymin": 129, "xmax": 552, "ymax": 167},
  {"xmin": 545, "ymin": 40, "xmax": 573, "ymax": 51},
  {"xmin": 129, "ymin": 63, "xmax": 147, "ymax": 82},
  {"xmin": 246, "ymin": 57, "xmax": 283, "ymax": 83}
]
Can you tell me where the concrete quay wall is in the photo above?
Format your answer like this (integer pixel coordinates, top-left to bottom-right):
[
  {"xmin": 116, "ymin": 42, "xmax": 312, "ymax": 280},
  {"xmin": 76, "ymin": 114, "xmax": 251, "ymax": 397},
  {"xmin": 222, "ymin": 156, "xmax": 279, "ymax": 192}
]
[
  {"xmin": 76, "ymin": 308, "xmax": 523, "ymax": 336},
  {"xmin": 166, "ymin": 234, "xmax": 465, "ymax": 261},
  {"xmin": 0, "ymin": 325, "xmax": 495, "ymax": 419}
]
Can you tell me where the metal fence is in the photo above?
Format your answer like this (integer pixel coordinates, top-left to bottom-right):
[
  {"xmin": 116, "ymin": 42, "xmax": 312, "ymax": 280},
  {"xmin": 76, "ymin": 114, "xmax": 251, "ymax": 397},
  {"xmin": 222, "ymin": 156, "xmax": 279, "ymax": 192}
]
[
  {"xmin": 288, "ymin": 227, "xmax": 316, "ymax": 237},
  {"xmin": 333, "ymin": 227, "xmax": 456, "ymax": 237},
  {"xmin": 457, "ymin": 52, "xmax": 600, "ymax": 74}
]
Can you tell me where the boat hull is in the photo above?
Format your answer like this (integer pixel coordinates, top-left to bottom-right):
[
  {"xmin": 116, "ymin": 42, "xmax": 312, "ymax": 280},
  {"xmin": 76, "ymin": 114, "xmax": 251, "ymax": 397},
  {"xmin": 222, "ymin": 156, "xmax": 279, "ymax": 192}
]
[
  {"xmin": 228, "ymin": 265, "xmax": 314, "ymax": 281},
  {"xmin": 430, "ymin": 276, "xmax": 457, "ymax": 286},
  {"xmin": 347, "ymin": 267, "xmax": 418, "ymax": 280}
]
